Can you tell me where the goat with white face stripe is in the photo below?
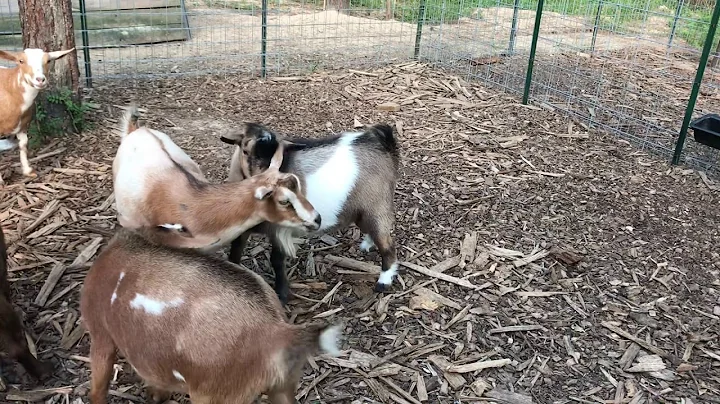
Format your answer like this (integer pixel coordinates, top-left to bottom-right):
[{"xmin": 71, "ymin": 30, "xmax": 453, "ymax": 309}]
[{"xmin": 0, "ymin": 48, "xmax": 75, "ymax": 183}]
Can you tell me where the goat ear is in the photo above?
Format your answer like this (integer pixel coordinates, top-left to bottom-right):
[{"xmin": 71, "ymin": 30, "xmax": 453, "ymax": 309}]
[
  {"xmin": 254, "ymin": 185, "xmax": 274, "ymax": 200},
  {"xmin": 219, "ymin": 136, "xmax": 236, "ymax": 145},
  {"xmin": 220, "ymin": 128, "xmax": 245, "ymax": 145},
  {"xmin": 0, "ymin": 51, "xmax": 18, "ymax": 62},
  {"xmin": 48, "ymin": 48, "xmax": 74, "ymax": 61}
]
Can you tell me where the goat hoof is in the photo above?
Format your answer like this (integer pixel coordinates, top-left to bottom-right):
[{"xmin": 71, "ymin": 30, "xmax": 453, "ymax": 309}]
[
  {"xmin": 23, "ymin": 169, "xmax": 37, "ymax": 178},
  {"xmin": 374, "ymin": 282, "xmax": 388, "ymax": 293},
  {"xmin": 276, "ymin": 289, "xmax": 289, "ymax": 307}
]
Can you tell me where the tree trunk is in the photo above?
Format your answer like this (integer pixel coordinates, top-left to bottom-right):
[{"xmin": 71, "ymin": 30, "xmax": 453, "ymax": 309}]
[{"xmin": 18, "ymin": 0, "xmax": 81, "ymax": 134}]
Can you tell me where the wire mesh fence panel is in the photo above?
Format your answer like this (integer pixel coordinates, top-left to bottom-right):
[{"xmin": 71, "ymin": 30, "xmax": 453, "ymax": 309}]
[
  {"xmin": 423, "ymin": 0, "xmax": 720, "ymax": 175},
  {"xmin": 1, "ymin": 0, "xmax": 720, "ymax": 173}
]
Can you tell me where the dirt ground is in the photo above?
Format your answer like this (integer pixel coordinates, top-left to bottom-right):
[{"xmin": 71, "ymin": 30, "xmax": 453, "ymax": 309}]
[{"xmin": 1, "ymin": 62, "xmax": 720, "ymax": 404}]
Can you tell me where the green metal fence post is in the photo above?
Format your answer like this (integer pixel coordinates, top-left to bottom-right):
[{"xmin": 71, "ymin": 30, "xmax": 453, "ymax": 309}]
[
  {"xmin": 414, "ymin": 0, "xmax": 427, "ymax": 60},
  {"xmin": 590, "ymin": 0, "xmax": 603, "ymax": 52},
  {"xmin": 261, "ymin": 0, "xmax": 268, "ymax": 78},
  {"xmin": 522, "ymin": 0, "xmax": 544, "ymax": 105},
  {"xmin": 668, "ymin": 0, "xmax": 684, "ymax": 48},
  {"xmin": 508, "ymin": 0, "xmax": 521, "ymax": 55},
  {"xmin": 671, "ymin": 0, "xmax": 720, "ymax": 165},
  {"xmin": 78, "ymin": 0, "xmax": 92, "ymax": 88}
]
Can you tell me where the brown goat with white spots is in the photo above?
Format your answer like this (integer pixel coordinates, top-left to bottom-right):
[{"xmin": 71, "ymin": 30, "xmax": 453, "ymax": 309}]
[
  {"xmin": 0, "ymin": 225, "xmax": 53, "ymax": 381},
  {"xmin": 80, "ymin": 227, "xmax": 342, "ymax": 404},
  {"xmin": 0, "ymin": 48, "xmax": 75, "ymax": 184},
  {"xmin": 112, "ymin": 106, "xmax": 322, "ymax": 251},
  {"xmin": 220, "ymin": 123, "xmax": 400, "ymax": 304}
]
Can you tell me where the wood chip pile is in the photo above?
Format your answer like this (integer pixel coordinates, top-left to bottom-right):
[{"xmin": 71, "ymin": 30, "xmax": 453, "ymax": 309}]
[{"xmin": 0, "ymin": 60, "xmax": 719, "ymax": 403}]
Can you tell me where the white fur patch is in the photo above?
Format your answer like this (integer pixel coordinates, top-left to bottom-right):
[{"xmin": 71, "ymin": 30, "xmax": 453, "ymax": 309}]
[
  {"xmin": 378, "ymin": 262, "xmax": 398, "ymax": 286},
  {"xmin": 0, "ymin": 138, "xmax": 17, "ymax": 151},
  {"xmin": 274, "ymin": 226, "xmax": 299, "ymax": 258},
  {"xmin": 173, "ymin": 370, "xmax": 186, "ymax": 382},
  {"xmin": 279, "ymin": 188, "xmax": 317, "ymax": 224},
  {"xmin": 304, "ymin": 132, "xmax": 362, "ymax": 230},
  {"xmin": 129, "ymin": 294, "xmax": 183, "ymax": 315},
  {"xmin": 110, "ymin": 272, "xmax": 125, "ymax": 304},
  {"xmin": 319, "ymin": 325, "xmax": 342, "ymax": 357},
  {"xmin": 359, "ymin": 235, "xmax": 375, "ymax": 252}
]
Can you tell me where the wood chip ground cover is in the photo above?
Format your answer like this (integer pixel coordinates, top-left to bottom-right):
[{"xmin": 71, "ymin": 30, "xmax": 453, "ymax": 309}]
[{"xmin": 0, "ymin": 60, "xmax": 719, "ymax": 403}]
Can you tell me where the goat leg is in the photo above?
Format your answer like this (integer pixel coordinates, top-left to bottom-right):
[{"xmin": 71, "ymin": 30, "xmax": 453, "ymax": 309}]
[
  {"xmin": 228, "ymin": 232, "xmax": 250, "ymax": 265},
  {"xmin": 15, "ymin": 347, "xmax": 52, "ymax": 381},
  {"xmin": 16, "ymin": 132, "xmax": 36, "ymax": 178},
  {"xmin": 145, "ymin": 385, "xmax": 173, "ymax": 404},
  {"xmin": 270, "ymin": 242, "xmax": 289, "ymax": 306},
  {"xmin": 88, "ymin": 335, "xmax": 117, "ymax": 404}
]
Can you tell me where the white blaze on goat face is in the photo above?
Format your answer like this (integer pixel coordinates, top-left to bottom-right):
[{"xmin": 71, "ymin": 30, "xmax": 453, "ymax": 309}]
[
  {"xmin": 110, "ymin": 272, "xmax": 125, "ymax": 304},
  {"xmin": 23, "ymin": 49, "xmax": 48, "ymax": 90},
  {"xmin": 304, "ymin": 132, "xmax": 362, "ymax": 230},
  {"xmin": 277, "ymin": 187, "xmax": 317, "ymax": 225},
  {"xmin": 129, "ymin": 294, "xmax": 184, "ymax": 315}
]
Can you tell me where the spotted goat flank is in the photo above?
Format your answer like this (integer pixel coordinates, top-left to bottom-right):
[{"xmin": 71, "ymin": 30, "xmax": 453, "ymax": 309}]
[{"xmin": 80, "ymin": 228, "xmax": 342, "ymax": 404}]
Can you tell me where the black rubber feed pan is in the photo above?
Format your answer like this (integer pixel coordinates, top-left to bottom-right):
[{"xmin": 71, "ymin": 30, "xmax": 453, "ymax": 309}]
[{"xmin": 690, "ymin": 113, "xmax": 720, "ymax": 150}]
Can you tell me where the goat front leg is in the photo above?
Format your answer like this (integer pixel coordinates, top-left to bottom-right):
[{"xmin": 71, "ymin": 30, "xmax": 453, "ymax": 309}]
[
  {"xmin": 269, "ymin": 241, "xmax": 289, "ymax": 306},
  {"xmin": 16, "ymin": 132, "xmax": 36, "ymax": 178},
  {"xmin": 88, "ymin": 333, "xmax": 117, "ymax": 404},
  {"xmin": 228, "ymin": 232, "xmax": 250, "ymax": 265}
]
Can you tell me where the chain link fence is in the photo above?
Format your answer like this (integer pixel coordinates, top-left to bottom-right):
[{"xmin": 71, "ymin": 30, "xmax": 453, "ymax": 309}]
[{"xmin": 1, "ymin": 0, "xmax": 719, "ymax": 174}]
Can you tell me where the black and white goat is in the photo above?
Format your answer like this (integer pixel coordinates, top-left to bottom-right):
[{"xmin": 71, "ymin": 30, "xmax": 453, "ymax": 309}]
[{"xmin": 220, "ymin": 123, "xmax": 400, "ymax": 304}]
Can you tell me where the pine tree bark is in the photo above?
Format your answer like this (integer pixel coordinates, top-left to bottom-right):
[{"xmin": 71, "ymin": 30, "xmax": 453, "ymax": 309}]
[{"xmin": 18, "ymin": 0, "xmax": 81, "ymax": 133}]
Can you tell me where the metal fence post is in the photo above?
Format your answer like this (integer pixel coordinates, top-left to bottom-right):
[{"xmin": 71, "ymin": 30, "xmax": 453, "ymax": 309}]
[
  {"xmin": 591, "ymin": 0, "xmax": 603, "ymax": 52},
  {"xmin": 522, "ymin": 0, "xmax": 544, "ymax": 105},
  {"xmin": 414, "ymin": 0, "xmax": 427, "ymax": 60},
  {"xmin": 508, "ymin": 0, "xmax": 521, "ymax": 54},
  {"xmin": 672, "ymin": 0, "xmax": 720, "ymax": 165},
  {"xmin": 261, "ymin": 0, "xmax": 268, "ymax": 78},
  {"xmin": 668, "ymin": 0, "xmax": 684, "ymax": 48},
  {"xmin": 78, "ymin": 0, "xmax": 92, "ymax": 88}
]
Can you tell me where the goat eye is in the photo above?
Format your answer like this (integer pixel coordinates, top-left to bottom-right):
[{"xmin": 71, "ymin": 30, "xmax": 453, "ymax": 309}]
[
  {"xmin": 18, "ymin": 59, "xmax": 24, "ymax": 64},
  {"xmin": 279, "ymin": 200, "xmax": 290, "ymax": 206}
]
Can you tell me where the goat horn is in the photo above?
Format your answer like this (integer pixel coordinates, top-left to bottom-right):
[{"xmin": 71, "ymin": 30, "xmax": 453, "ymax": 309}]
[{"xmin": 268, "ymin": 141, "xmax": 286, "ymax": 170}]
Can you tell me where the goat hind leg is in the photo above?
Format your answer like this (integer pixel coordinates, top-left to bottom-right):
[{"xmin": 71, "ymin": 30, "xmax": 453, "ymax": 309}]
[
  {"xmin": 88, "ymin": 334, "xmax": 117, "ymax": 404},
  {"xmin": 16, "ymin": 132, "xmax": 35, "ymax": 177},
  {"xmin": 358, "ymin": 216, "xmax": 398, "ymax": 293}
]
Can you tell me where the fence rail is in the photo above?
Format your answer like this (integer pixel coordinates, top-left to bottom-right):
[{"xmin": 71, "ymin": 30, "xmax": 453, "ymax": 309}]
[{"xmin": 1, "ymin": 0, "xmax": 720, "ymax": 174}]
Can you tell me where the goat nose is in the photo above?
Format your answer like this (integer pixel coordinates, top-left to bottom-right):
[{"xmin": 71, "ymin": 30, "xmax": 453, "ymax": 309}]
[
  {"xmin": 36, "ymin": 77, "xmax": 45, "ymax": 83},
  {"xmin": 314, "ymin": 214, "xmax": 322, "ymax": 227}
]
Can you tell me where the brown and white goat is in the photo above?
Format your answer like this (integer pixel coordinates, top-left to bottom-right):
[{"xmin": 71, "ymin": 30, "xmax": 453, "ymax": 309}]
[
  {"xmin": 220, "ymin": 123, "xmax": 400, "ymax": 304},
  {"xmin": 0, "ymin": 48, "xmax": 75, "ymax": 184},
  {"xmin": 112, "ymin": 106, "xmax": 321, "ymax": 251},
  {"xmin": 0, "ymin": 225, "xmax": 53, "ymax": 380},
  {"xmin": 80, "ymin": 227, "xmax": 342, "ymax": 404}
]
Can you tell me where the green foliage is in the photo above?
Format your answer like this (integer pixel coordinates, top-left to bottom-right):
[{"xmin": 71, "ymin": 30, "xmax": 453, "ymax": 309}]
[{"xmin": 28, "ymin": 88, "xmax": 90, "ymax": 149}]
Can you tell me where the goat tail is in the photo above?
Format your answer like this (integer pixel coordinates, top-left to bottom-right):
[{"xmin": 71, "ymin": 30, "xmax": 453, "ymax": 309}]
[
  {"xmin": 368, "ymin": 124, "xmax": 398, "ymax": 156},
  {"xmin": 119, "ymin": 105, "xmax": 142, "ymax": 138},
  {"xmin": 293, "ymin": 322, "xmax": 343, "ymax": 357}
]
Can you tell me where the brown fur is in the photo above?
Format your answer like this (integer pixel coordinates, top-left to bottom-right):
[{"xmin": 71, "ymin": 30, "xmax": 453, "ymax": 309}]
[
  {"xmin": 0, "ymin": 225, "xmax": 53, "ymax": 380},
  {"xmin": 113, "ymin": 110, "xmax": 320, "ymax": 250},
  {"xmin": 0, "ymin": 48, "xmax": 74, "ymax": 183},
  {"xmin": 80, "ymin": 228, "xmax": 340, "ymax": 404}
]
